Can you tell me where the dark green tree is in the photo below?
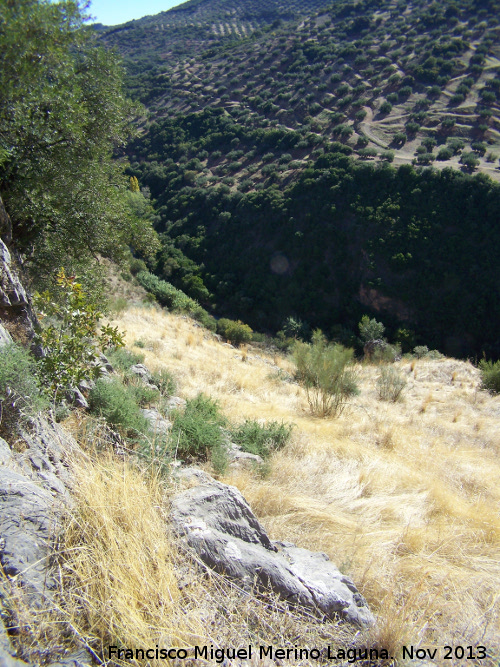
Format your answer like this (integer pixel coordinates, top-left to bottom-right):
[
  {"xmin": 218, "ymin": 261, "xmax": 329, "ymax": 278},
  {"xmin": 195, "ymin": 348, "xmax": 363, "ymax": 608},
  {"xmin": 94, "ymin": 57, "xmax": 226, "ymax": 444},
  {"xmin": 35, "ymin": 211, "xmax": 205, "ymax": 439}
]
[{"xmin": 0, "ymin": 0, "xmax": 158, "ymax": 285}]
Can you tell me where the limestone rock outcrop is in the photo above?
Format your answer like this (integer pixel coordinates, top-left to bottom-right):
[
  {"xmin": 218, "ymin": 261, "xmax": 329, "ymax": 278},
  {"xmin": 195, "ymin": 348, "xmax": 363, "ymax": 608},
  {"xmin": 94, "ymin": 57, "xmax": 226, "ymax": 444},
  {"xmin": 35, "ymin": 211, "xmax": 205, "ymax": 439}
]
[
  {"xmin": 0, "ymin": 215, "xmax": 38, "ymax": 346},
  {"xmin": 171, "ymin": 469, "xmax": 375, "ymax": 628},
  {"xmin": 0, "ymin": 419, "xmax": 92, "ymax": 666}
]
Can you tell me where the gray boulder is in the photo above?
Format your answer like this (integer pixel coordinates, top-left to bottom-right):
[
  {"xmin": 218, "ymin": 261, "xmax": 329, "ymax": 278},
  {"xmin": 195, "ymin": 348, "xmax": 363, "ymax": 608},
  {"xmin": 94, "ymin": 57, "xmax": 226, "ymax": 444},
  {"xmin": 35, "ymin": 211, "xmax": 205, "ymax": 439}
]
[
  {"xmin": 227, "ymin": 449, "xmax": 264, "ymax": 470},
  {"xmin": 17, "ymin": 416, "xmax": 79, "ymax": 497},
  {"xmin": 0, "ymin": 417, "xmax": 79, "ymax": 605},
  {"xmin": 0, "ymin": 238, "xmax": 38, "ymax": 345},
  {"xmin": 165, "ymin": 396, "xmax": 186, "ymax": 411},
  {"xmin": 141, "ymin": 408, "xmax": 171, "ymax": 434},
  {"xmin": 171, "ymin": 470, "xmax": 374, "ymax": 627},
  {"xmin": 0, "ymin": 467, "xmax": 61, "ymax": 604},
  {"xmin": 129, "ymin": 363, "xmax": 152, "ymax": 382},
  {"xmin": 0, "ymin": 421, "xmax": 93, "ymax": 665},
  {"xmin": 0, "ymin": 196, "xmax": 12, "ymax": 246},
  {"xmin": 64, "ymin": 387, "xmax": 89, "ymax": 410},
  {"xmin": 0, "ymin": 323, "xmax": 12, "ymax": 347}
]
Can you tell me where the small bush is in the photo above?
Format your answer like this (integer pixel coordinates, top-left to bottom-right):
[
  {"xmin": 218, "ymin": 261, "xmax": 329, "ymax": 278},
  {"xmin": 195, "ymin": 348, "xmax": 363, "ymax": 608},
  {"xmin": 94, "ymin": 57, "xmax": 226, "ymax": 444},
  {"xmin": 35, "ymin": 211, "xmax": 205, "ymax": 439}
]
[
  {"xmin": 0, "ymin": 343, "xmax": 47, "ymax": 430},
  {"xmin": 129, "ymin": 258, "xmax": 147, "ymax": 275},
  {"xmin": 479, "ymin": 359, "xmax": 500, "ymax": 394},
  {"xmin": 217, "ymin": 318, "xmax": 253, "ymax": 346},
  {"xmin": 191, "ymin": 307, "xmax": 217, "ymax": 332},
  {"xmin": 89, "ymin": 378, "xmax": 149, "ymax": 438},
  {"xmin": 293, "ymin": 330, "xmax": 359, "ymax": 418},
  {"xmin": 231, "ymin": 420, "xmax": 293, "ymax": 458},
  {"xmin": 34, "ymin": 269, "xmax": 124, "ymax": 396},
  {"xmin": 373, "ymin": 343, "xmax": 402, "ymax": 363},
  {"xmin": 359, "ymin": 315, "xmax": 385, "ymax": 343},
  {"xmin": 358, "ymin": 147, "xmax": 378, "ymax": 159},
  {"xmin": 413, "ymin": 345, "xmax": 429, "ymax": 358},
  {"xmin": 129, "ymin": 381, "xmax": 160, "ymax": 407},
  {"xmin": 436, "ymin": 147, "xmax": 453, "ymax": 161},
  {"xmin": 426, "ymin": 349, "xmax": 444, "ymax": 360},
  {"xmin": 108, "ymin": 348, "xmax": 145, "ymax": 373},
  {"xmin": 377, "ymin": 366, "xmax": 407, "ymax": 402},
  {"xmin": 151, "ymin": 368, "xmax": 177, "ymax": 397},
  {"xmin": 380, "ymin": 150, "xmax": 395, "ymax": 162},
  {"xmin": 170, "ymin": 394, "xmax": 228, "ymax": 470}
]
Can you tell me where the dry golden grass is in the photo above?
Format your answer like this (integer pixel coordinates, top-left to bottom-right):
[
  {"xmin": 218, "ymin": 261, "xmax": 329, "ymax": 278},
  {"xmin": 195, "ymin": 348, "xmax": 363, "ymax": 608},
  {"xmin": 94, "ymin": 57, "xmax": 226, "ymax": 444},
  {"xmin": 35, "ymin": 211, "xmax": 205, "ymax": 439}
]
[
  {"xmin": 25, "ymin": 432, "xmax": 358, "ymax": 666},
  {"xmin": 106, "ymin": 306, "xmax": 500, "ymax": 664},
  {"xmin": 61, "ymin": 453, "xmax": 205, "ymax": 661}
]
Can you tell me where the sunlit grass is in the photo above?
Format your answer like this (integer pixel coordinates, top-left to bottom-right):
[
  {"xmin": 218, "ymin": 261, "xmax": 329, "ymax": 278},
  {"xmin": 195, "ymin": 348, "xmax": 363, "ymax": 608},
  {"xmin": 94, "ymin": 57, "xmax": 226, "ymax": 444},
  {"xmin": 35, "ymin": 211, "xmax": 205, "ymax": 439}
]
[{"xmin": 109, "ymin": 305, "xmax": 500, "ymax": 662}]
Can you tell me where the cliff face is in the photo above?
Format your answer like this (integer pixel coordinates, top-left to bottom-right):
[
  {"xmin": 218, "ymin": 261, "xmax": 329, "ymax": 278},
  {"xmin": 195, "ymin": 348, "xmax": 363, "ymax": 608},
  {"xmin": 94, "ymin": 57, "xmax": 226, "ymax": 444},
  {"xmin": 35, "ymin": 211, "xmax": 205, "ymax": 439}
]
[
  {"xmin": 0, "ymin": 196, "xmax": 38, "ymax": 347},
  {"xmin": 0, "ymin": 196, "xmax": 12, "ymax": 246}
]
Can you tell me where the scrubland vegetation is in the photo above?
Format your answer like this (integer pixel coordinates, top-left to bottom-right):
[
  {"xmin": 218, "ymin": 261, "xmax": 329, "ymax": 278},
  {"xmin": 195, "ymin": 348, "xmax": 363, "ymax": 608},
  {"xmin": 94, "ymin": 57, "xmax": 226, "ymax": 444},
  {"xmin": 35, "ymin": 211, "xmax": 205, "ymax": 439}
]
[
  {"xmin": 41, "ymin": 304, "xmax": 497, "ymax": 665},
  {"xmin": 1, "ymin": 0, "xmax": 500, "ymax": 663}
]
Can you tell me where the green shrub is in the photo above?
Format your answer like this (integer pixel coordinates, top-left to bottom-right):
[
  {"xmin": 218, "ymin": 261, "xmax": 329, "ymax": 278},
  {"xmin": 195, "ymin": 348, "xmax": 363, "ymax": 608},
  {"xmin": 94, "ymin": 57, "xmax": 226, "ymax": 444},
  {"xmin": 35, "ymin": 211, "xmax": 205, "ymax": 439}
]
[
  {"xmin": 293, "ymin": 330, "xmax": 359, "ymax": 418},
  {"xmin": 34, "ymin": 269, "xmax": 124, "ymax": 396},
  {"xmin": 107, "ymin": 348, "xmax": 145, "ymax": 373},
  {"xmin": 437, "ymin": 147, "xmax": 453, "ymax": 161},
  {"xmin": 151, "ymin": 368, "xmax": 177, "ymax": 397},
  {"xmin": 89, "ymin": 378, "xmax": 149, "ymax": 438},
  {"xmin": 170, "ymin": 393, "xmax": 228, "ymax": 469},
  {"xmin": 377, "ymin": 366, "xmax": 407, "ymax": 402},
  {"xmin": 479, "ymin": 359, "xmax": 500, "ymax": 394},
  {"xmin": 413, "ymin": 345, "xmax": 429, "ymax": 358},
  {"xmin": 358, "ymin": 147, "xmax": 378, "ymax": 159},
  {"xmin": 217, "ymin": 318, "xmax": 253, "ymax": 346},
  {"xmin": 129, "ymin": 381, "xmax": 160, "ymax": 407},
  {"xmin": 426, "ymin": 349, "xmax": 444, "ymax": 360},
  {"xmin": 0, "ymin": 343, "xmax": 47, "ymax": 430},
  {"xmin": 191, "ymin": 306, "xmax": 217, "ymax": 332},
  {"xmin": 372, "ymin": 343, "xmax": 402, "ymax": 363},
  {"xmin": 460, "ymin": 152, "xmax": 479, "ymax": 170},
  {"xmin": 359, "ymin": 315, "xmax": 385, "ymax": 343},
  {"xmin": 135, "ymin": 270, "xmax": 198, "ymax": 312},
  {"xmin": 231, "ymin": 420, "xmax": 293, "ymax": 458},
  {"xmin": 393, "ymin": 132, "xmax": 407, "ymax": 146},
  {"xmin": 129, "ymin": 258, "xmax": 148, "ymax": 275}
]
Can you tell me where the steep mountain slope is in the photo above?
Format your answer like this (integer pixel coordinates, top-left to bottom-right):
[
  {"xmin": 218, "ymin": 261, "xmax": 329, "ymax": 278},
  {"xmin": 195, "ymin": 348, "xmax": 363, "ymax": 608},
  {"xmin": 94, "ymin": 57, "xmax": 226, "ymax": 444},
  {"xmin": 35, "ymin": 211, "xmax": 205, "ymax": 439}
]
[
  {"xmin": 102, "ymin": 0, "xmax": 500, "ymax": 171},
  {"xmin": 99, "ymin": 0, "xmax": 334, "ymax": 95},
  {"xmin": 99, "ymin": 0, "xmax": 500, "ymax": 359}
]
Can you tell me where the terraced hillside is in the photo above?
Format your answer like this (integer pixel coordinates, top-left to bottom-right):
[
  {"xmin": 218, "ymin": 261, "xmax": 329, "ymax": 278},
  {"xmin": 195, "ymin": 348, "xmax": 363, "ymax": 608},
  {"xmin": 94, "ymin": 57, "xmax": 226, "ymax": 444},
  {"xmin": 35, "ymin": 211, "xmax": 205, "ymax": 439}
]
[
  {"xmin": 100, "ymin": 0, "xmax": 334, "ymax": 91},
  {"xmin": 103, "ymin": 0, "xmax": 500, "ymax": 177}
]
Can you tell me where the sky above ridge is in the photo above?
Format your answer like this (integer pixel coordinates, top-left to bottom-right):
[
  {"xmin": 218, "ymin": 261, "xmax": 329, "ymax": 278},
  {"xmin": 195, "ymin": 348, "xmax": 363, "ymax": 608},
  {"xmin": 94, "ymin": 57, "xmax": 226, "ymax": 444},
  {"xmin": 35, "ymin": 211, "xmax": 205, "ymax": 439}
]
[{"xmin": 87, "ymin": 0, "xmax": 184, "ymax": 26}]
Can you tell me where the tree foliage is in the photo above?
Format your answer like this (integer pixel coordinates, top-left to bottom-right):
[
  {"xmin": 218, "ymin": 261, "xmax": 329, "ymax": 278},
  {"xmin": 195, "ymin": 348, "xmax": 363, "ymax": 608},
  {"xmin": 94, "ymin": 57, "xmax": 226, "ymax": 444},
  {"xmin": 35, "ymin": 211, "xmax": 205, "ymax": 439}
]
[
  {"xmin": 0, "ymin": 0, "xmax": 158, "ymax": 281},
  {"xmin": 34, "ymin": 269, "xmax": 124, "ymax": 396}
]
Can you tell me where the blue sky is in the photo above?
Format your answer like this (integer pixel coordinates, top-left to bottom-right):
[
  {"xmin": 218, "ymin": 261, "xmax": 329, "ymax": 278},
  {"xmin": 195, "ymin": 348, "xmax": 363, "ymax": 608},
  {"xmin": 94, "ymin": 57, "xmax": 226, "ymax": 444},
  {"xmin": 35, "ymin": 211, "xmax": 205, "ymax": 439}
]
[{"xmin": 86, "ymin": 0, "xmax": 184, "ymax": 26}]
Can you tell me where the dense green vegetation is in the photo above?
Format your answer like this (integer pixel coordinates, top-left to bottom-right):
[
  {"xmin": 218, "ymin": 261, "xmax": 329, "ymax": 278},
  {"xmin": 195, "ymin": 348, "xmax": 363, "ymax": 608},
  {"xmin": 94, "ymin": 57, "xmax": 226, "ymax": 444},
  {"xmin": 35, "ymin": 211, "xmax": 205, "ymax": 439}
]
[
  {"xmin": 103, "ymin": 0, "xmax": 500, "ymax": 171},
  {"xmin": 98, "ymin": 0, "xmax": 500, "ymax": 359},
  {"xmin": 128, "ymin": 120, "xmax": 500, "ymax": 357},
  {"xmin": 2, "ymin": 0, "xmax": 500, "ymax": 360},
  {"xmin": 0, "ymin": 0, "xmax": 158, "ymax": 291}
]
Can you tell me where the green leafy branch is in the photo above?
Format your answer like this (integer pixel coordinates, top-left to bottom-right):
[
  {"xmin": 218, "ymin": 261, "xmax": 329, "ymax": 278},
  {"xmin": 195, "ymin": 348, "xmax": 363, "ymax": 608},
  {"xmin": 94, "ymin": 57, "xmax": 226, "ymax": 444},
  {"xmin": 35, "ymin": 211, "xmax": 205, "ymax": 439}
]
[{"xmin": 34, "ymin": 268, "xmax": 124, "ymax": 397}]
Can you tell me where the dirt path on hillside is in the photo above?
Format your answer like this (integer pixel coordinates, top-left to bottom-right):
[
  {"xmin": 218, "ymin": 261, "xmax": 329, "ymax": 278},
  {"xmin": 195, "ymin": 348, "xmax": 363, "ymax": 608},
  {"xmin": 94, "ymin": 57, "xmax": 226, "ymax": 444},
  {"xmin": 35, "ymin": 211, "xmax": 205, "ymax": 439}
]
[{"xmin": 359, "ymin": 106, "xmax": 390, "ymax": 148}]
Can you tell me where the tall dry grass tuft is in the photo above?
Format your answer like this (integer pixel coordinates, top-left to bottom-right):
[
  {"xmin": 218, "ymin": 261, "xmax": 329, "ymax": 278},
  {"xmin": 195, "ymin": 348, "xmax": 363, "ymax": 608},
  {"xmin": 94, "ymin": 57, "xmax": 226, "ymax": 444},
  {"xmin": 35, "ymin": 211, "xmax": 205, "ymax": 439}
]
[{"xmin": 62, "ymin": 454, "xmax": 204, "ymax": 661}]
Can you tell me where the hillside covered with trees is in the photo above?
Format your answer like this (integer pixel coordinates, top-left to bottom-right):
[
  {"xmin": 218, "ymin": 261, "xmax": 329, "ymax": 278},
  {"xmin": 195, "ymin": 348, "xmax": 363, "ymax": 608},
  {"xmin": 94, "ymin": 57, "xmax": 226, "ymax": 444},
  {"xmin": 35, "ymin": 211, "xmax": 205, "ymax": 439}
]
[{"xmin": 98, "ymin": 0, "xmax": 500, "ymax": 358}]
